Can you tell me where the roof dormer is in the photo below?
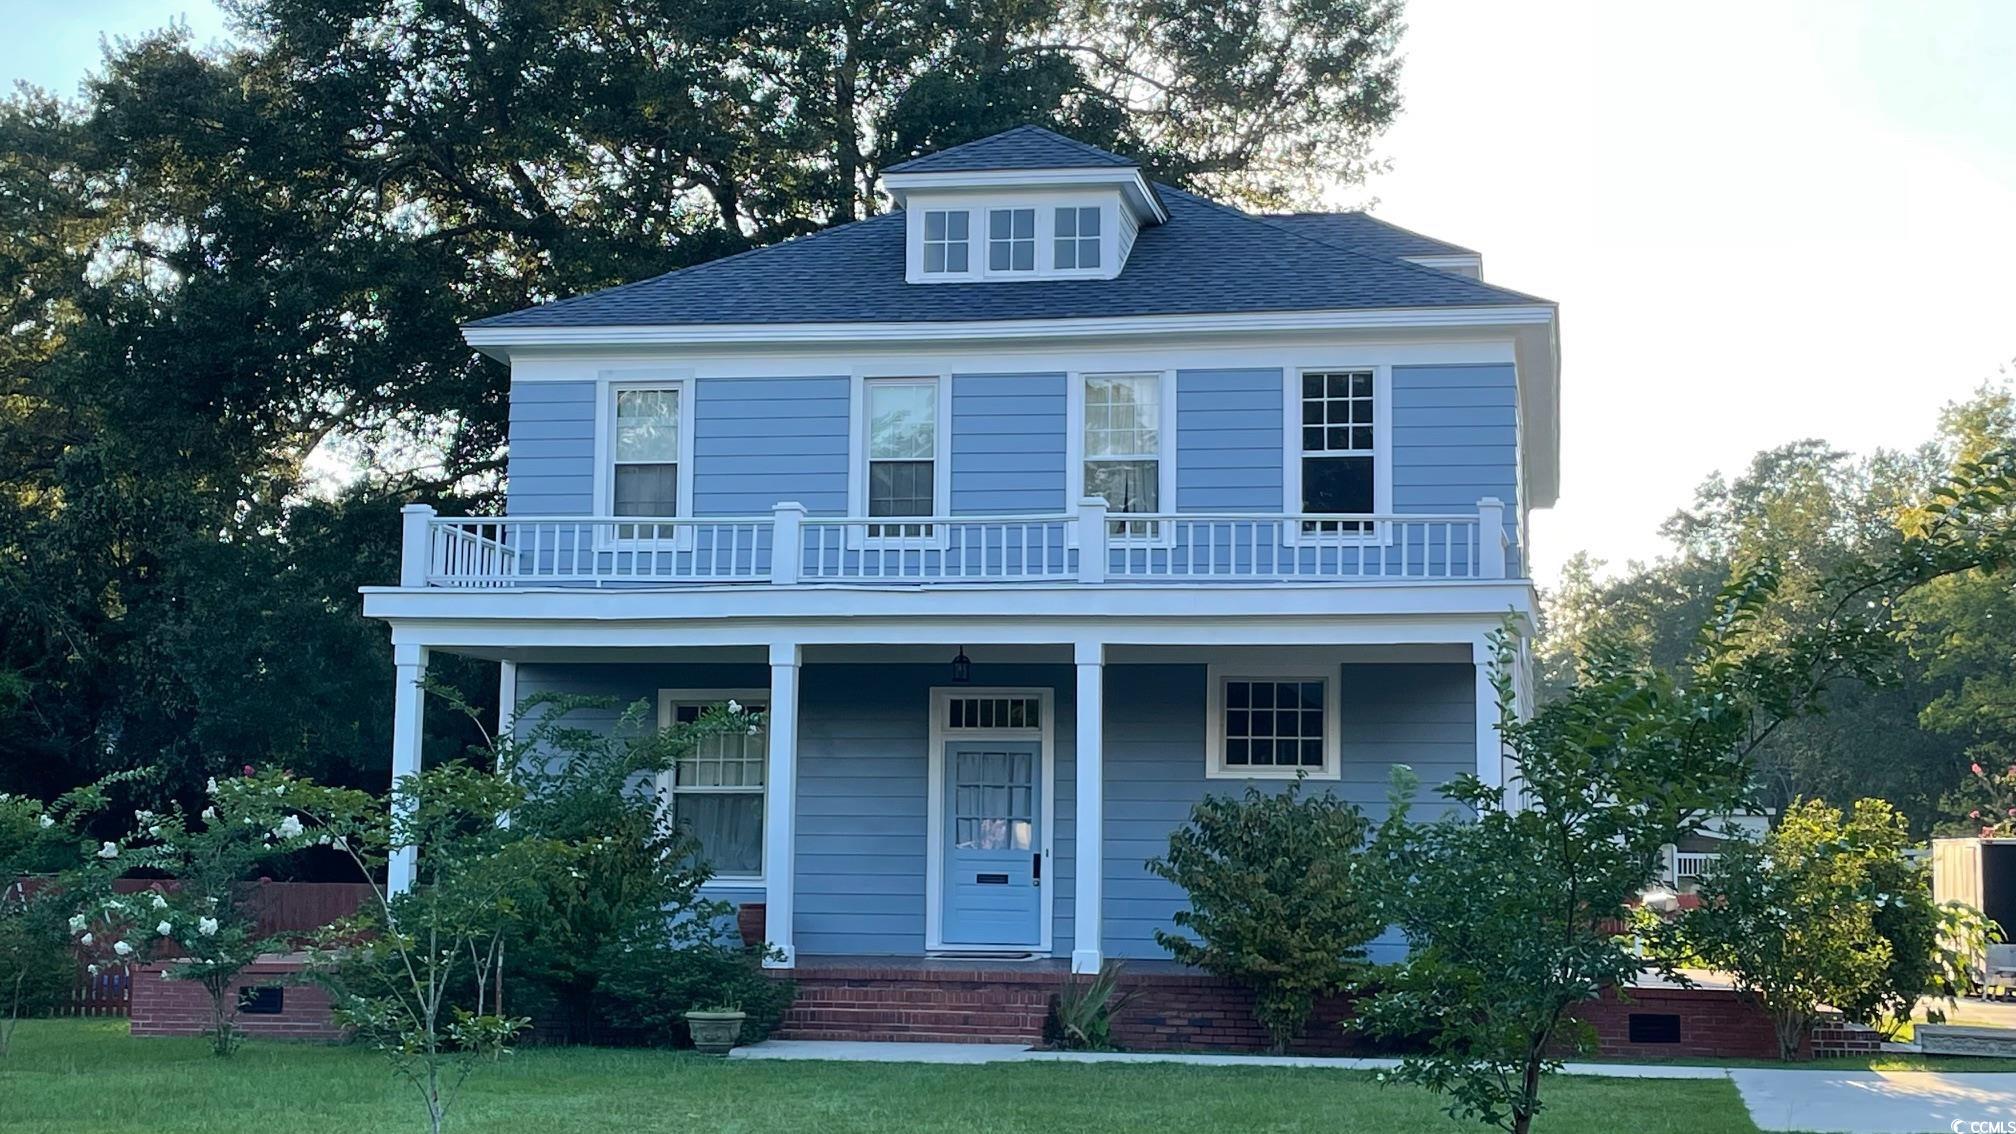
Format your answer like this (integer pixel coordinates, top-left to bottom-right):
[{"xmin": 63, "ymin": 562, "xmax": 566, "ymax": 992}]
[{"xmin": 883, "ymin": 126, "xmax": 1166, "ymax": 285}]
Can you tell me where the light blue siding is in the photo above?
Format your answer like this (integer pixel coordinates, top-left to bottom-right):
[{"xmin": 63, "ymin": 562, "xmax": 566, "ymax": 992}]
[
  {"xmin": 507, "ymin": 381, "xmax": 596, "ymax": 515},
  {"xmin": 693, "ymin": 376, "xmax": 850, "ymax": 516},
  {"xmin": 1100, "ymin": 663, "xmax": 1475, "ymax": 962},
  {"xmin": 951, "ymin": 373, "xmax": 1067, "ymax": 514},
  {"xmin": 1175, "ymin": 368, "xmax": 1284, "ymax": 512},
  {"xmin": 1392, "ymin": 363, "xmax": 1521, "ymax": 573}
]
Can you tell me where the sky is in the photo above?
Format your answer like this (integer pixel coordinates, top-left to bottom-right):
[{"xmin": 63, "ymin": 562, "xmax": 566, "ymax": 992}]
[{"xmin": 10, "ymin": 2, "xmax": 2016, "ymax": 585}]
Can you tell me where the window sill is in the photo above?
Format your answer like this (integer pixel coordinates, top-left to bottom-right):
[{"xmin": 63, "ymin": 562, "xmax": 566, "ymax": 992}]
[{"xmin": 1205, "ymin": 766, "xmax": 1341, "ymax": 782}]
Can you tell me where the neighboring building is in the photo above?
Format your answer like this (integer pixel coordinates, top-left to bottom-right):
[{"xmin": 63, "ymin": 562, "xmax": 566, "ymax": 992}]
[{"xmin": 362, "ymin": 126, "xmax": 1561, "ymax": 977}]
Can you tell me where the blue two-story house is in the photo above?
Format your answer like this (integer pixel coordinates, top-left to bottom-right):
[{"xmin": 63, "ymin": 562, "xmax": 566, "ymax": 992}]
[{"xmin": 361, "ymin": 126, "xmax": 1559, "ymax": 983}]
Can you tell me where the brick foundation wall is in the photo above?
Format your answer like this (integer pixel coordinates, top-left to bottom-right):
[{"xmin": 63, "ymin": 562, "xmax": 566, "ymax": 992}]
[
  {"xmin": 1569, "ymin": 985, "xmax": 1792, "ymax": 1060},
  {"xmin": 1810, "ymin": 1012, "xmax": 1884, "ymax": 1057},
  {"xmin": 129, "ymin": 955, "xmax": 345, "ymax": 1042}
]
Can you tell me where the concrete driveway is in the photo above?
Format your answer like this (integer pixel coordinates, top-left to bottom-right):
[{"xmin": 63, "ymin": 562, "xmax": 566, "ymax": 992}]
[{"xmin": 1733, "ymin": 1068, "xmax": 2016, "ymax": 1133}]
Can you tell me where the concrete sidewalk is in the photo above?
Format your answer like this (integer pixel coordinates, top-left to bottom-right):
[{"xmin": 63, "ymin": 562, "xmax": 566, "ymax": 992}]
[{"xmin": 732, "ymin": 1040, "xmax": 2016, "ymax": 1132}]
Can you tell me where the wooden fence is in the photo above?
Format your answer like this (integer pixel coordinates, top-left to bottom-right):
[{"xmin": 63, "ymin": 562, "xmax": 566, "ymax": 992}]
[{"xmin": 47, "ymin": 881, "xmax": 375, "ymax": 1018}]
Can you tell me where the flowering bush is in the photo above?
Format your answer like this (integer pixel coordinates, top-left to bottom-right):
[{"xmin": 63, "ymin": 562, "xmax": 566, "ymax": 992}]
[{"xmin": 1950, "ymin": 760, "xmax": 2016, "ymax": 837}]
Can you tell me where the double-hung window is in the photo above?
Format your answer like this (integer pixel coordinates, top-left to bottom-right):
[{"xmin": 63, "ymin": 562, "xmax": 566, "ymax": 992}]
[
  {"xmin": 659, "ymin": 693, "xmax": 767, "ymax": 879},
  {"xmin": 1081, "ymin": 373, "xmax": 1164, "ymax": 538},
  {"xmin": 1207, "ymin": 667, "xmax": 1339, "ymax": 779},
  {"xmin": 865, "ymin": 378, "xmax": 939, "ymax": 538},
  {"xmin": 988, "ymin": 208, "xmax": 1036, "ymax": 272},
  {"xmin": 922, "ymin": 210, "xmax": 969, "ymax": 274},
  {"xmin": 1299, "ymin": 370, "xmax": 1377, "ymax": 534},
  {"xmin": 1054, "ymin": 206, "xmax": 1101, "ymax": 270},
  {"xmin": 611, "ymin": 386, "xmax": 681, "ymax": 539}
]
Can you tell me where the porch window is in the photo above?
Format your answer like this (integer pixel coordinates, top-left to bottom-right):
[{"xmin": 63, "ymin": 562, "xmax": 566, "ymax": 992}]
[
  {"xmin": 865, "ymin": 378, "xmax": 939, "ymax": 538},
  {"xmin": 1300, "ymin": 370, "xmax": 1375, "ymax": 533},
  {"xmin": 659, "ymin": 695, "xmax": 767, "ymax": 879},
  {"xmin": 1207, "ymin": 669, "xmax": 1339, "ymax": 779},
  {"xmin": 612, "ymin": 387, "xmax": 681, "ymax": 537},
  {"xmin": 1082, "ymin": 373, "xmax": 1164, "ymax": 538}
]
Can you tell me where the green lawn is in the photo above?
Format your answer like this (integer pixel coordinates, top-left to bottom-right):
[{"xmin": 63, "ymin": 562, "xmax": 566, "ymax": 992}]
[{"xmin": 0, "ymin": 1020, "xmax": 1768, "ymax": 1134}]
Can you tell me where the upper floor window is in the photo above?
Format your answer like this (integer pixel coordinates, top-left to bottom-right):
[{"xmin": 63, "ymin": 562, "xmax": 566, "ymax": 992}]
[
  {"xmin": 988, "ymin": 208, "xmax": 1036, "ymax": 272},
  {"xmin": 1082, "ymin": 373, "xmax": 1163, "ymax": 536},
  {"xmin": 1054, "ymin": 206, "xmax": 1102, "ymax": 270},
  {"xmin": 865, "ymin": 378, "xmax": 939, "ymax": 537},
  {"xmin": 612, "ymin": 386, "xmax": 680, "ymax": 520},
  {"xmin": 1300, "ymin": 370, "xmax": 1375, "ymax": 530},
  {"xmin": 922, "ymin": 210, "xmax": 970, "ymax": 274},
  {"xmin": 658, "ymin": 693, "xmax": 767, "ymax": 879}
]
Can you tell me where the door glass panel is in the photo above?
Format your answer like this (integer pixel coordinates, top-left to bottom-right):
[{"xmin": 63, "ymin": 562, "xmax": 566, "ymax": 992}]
[{"xmin": 951, "ymin": 746, "xmax": 1034, "ymax": 851}]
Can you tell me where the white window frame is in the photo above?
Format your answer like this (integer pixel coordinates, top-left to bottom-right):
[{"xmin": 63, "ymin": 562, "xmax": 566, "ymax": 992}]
[
  {"xmin": 1051, "ymin": 205, "xmax": 1104, "ymax": 274},
  {"xmin": 1204, "ymin": 664, "xmax": 1341, "ymax": 781},
  {"xmin": 984, "ymin": 206, "xmax": 1038, "ymax": 275},
  {"xmin": 1066, "ymin": 369, "xmax": 1177, "ymax": 546},
  {"xmin": 592, "ymin": 372, "xmax": 697, "ymax": 549},
  {"xmin": 920, "ymin": 208, "xmax": 972, "ymax": 275},
  {"xmin": 656, "ymin": 688, "xmax": 771, "ymax": 884},
  {"xmin": 1283, "ymin": 365, "xmax": 1392, "ymax": 546},
  {"xmin": 847, "ymin": 372, "xmax": 953, "ymax": 548}
]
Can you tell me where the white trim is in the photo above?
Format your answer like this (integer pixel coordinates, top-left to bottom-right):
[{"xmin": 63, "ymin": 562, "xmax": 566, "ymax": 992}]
[
  {"xmin": 656, "ymin": 687, "xmax": 772, "ymax": 886},
  {"xmin": 592, "ymin": 371, "xmax": 697, "ymax": 549},
  {"xmin": 1203, "ymin": 662, "xmax": 1342, "ymax": 781},
  {"xmin": 925, "ymin": 686, "xmax": 1057, "ymax": 954},
  {"xmin": 1283, "ymin": 365, "xmax": 1393, "ymax": 546},
  {"xmin": 846, "ymin": 372, "xmax": 954, "ymax": 548},
  {"xmin": 1403, "ymin": 254, "xmax": 1484, "ymax": 278},
  {"xmin": 883, "ymin": 166, "xmax": 1167, "ymax": 225},
  {"xmin": 464, "ymin": 305, "xmax": 1557, "ymax": 349},
  {"xmin": 1065, "ymin": 369, "xmax": 1177, "ymax": 546}
]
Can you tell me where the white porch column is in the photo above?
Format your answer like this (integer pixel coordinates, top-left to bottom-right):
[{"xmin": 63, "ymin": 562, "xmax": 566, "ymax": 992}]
[
  {"xmin": 1072, "ymin": 640, "xmax": 1105, "ymax": 974},
  {"xmin": 763, "ymin": 642, "xmax": 802, "ymax": 968},
  {"xmin": 1472, "ymin": 638, "xmax": 1505, "ymax": 794},
  {"xmin": 388, "ymin": 643, "xmax": 429, "ymax": 894}
]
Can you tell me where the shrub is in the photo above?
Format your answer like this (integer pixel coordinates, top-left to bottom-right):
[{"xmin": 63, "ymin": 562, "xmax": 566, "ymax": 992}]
[
  {"xmin": 597, "ymin": 938, "xmax": 794, "ymax": 1047},
  {"xmin": 1665, "ymin": 797, "xmax": 1989, "ymax": 1058},
  {"xmin": 1146, "ymin": 778, "xmax": 1382, "ymax": 1052}
]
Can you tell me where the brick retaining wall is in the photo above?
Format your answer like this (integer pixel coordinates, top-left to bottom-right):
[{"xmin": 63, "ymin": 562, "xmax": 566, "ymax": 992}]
[
  {"xmin": 129, "ymin": 955, "xmax": 345, "ymax": 1042},
  {"xmin": 1568, "ymin": 984, "xmax": 1793, "ymax": 1060}
]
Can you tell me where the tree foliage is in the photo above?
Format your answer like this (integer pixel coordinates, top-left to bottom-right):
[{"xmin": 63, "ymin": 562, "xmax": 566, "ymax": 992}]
[
  {"xmin": 0, "ymin": 2, "xmax": 1405, "ymax": 808},
  {"xmin": 1361, "ymin": 446, "xmax": 2016, "ymax": 1134}
]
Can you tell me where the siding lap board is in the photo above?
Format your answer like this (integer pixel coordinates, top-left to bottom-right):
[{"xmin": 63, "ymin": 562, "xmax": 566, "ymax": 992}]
[
  {"xmin": 507, "ymin": 380, "xmax": 596, "ymax": 515},
  {"xmin": 1175, "ymin": 368, "xmax": 1284, "ymax": 512},
  {"xmin": 951, "ymin": 373, "xmax": 1066, "ymax": 515},
  {"xmin": 1391, "ymin": 363, "xmax": 1521, "ymax": 574},
  {"xmin": 694, "ymin": 376, "xmax": 849, "ymax": 516}
]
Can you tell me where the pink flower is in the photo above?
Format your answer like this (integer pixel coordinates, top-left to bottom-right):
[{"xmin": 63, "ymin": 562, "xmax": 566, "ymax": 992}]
[
  {"xmin": 1974, "ymin": 763, "xmax": 1986, "ymax": 776},
  {"xmin": 242, "ymin": 764, "xmax": 255, "ymax": 775},
  {"xmin": 1973, "ymin": 810, "xmax": 1983, "ymax": 819}
]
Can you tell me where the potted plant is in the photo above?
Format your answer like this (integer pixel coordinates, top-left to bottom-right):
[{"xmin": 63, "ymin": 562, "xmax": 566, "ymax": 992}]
[{"xmin": 684, "ymin": 1002, "xmax": 747, "ymax": 1055}]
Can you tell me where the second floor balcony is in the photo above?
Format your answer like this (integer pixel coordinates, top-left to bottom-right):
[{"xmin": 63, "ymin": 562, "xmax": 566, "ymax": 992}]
[{"xmin": 399, "ymin": 497, "xmax": 1514, "ymax": 589}]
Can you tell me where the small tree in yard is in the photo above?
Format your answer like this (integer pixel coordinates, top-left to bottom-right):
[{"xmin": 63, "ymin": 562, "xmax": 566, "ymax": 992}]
[
  {"xmin": 0, "ymin": 783, "xmax": 111, "ymax": 1057},
  {"xmin": 1356, "ymin": 452, "xmax": 2016, "ymax": 1134},
  {"xmin": 264, "ymin": 764, "xmax": 565, "ymax": 1134},
  {"xmin": 1147, "ymin": 778, "xmax": 1384, "ymax": 1052},
  {"xmin": 1667, "ymin": 797, "xmax": 1994, "ymax": 1058}
]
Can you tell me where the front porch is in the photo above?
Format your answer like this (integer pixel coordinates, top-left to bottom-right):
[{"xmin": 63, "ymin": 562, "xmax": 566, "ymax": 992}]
[{"xmin": 382, "ymin": 639, "xmax": 1501, "ymax": 975}]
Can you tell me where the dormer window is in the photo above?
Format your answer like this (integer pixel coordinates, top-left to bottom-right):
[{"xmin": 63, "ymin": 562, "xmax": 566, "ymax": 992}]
[
  {"xmin": 988, "ymin": 208, "xmax": 1036, "ymax": 272},
  {"xmin": 922, "ymin": 210, "xmax": 970, "ymax": 274},
  {"xmin": 1054, "ymin": 207, "xmax": 1102, "ymax": 271}
]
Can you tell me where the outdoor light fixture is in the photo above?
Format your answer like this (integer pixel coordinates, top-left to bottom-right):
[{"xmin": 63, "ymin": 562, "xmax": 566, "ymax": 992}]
[{"xmin": 951, "ymin": 646, "xmax": 971, "ymax": 684}]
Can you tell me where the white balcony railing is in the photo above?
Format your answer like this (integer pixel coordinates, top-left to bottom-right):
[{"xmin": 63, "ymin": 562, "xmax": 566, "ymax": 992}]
[
  {"xmin": 1672, "ymin": 851, "xmax": 1720, "ymax": 882},
  {"xmin": 399, "ymin": 497, "xmax": 1511, "ymax": 588}
]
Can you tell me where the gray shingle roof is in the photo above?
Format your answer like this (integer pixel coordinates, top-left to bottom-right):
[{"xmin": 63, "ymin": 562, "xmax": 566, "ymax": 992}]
[
  {"xmin": 884, "ymin": 125, "xmax": 1137, "ymax": 174},
  {"xmin": 1258, "ymin": 212, "xmax": 1478, "ymax": 259},
  {"xmin": 467, "ymin": 182, "xmax": 1549, "ymax": 331}
]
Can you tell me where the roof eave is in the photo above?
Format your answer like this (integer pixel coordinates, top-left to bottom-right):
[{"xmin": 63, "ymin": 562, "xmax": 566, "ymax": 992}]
[{"xmin": 882, "ymin": 167, "xmax": 1168, "ymax": 225}]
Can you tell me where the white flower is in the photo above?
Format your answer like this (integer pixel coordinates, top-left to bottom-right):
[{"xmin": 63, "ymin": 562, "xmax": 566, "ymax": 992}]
[
  {"xmin": 37, "ymin": 814, "xmax": 53, "ymax": 829},
  {"xmin": 147, "ymin": 825, "xmax": 162, "ymax": 837},
  {"xmin": 96, "ymin": 841, "xmax": 118, "ymax": 859},
  {"xmin": 68, "ymin": 914, "xmax": 86, "ymax": 934},
  {"xmin": 112, "ymin": 940, "xmax": 133, "ymax": 957},
  {"xmin": 273, "ymin": 784, "xmax": 286, "ymax": 795},
  {"xmin": 200, "ymin": 807, "xmax": 216, "ymax": 821},
  {"xmin": 80, "ymin": 932, "xmax": 94, "ymax": 946},
  {"xmin": 197, "ymin": 917, "xmax": 218, "ymax": 937},
  {"xmin": 274, "ymin": 815, "xmax": 304, "ymax": 839},
  {"xmin": 206, "ymin": 777, "xmax": 218, "ymax": 794},
  {"xmin": 149, "ymin": 893, "xmax": 168, "ymax": 910},
  {"xmin": 86, "ymin": 963, "xmax": 99, "ymax": 976},
  {"xmin": 134, "ymin": 809, "xmax": 156, "ymax": 824},
  {"xmin": 155, "ymin": 920, "xmax": 173, "ymax": 937},
  {"xmin": 727, "ymin": 699, "xmax": 741, "ymax": 714}
]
